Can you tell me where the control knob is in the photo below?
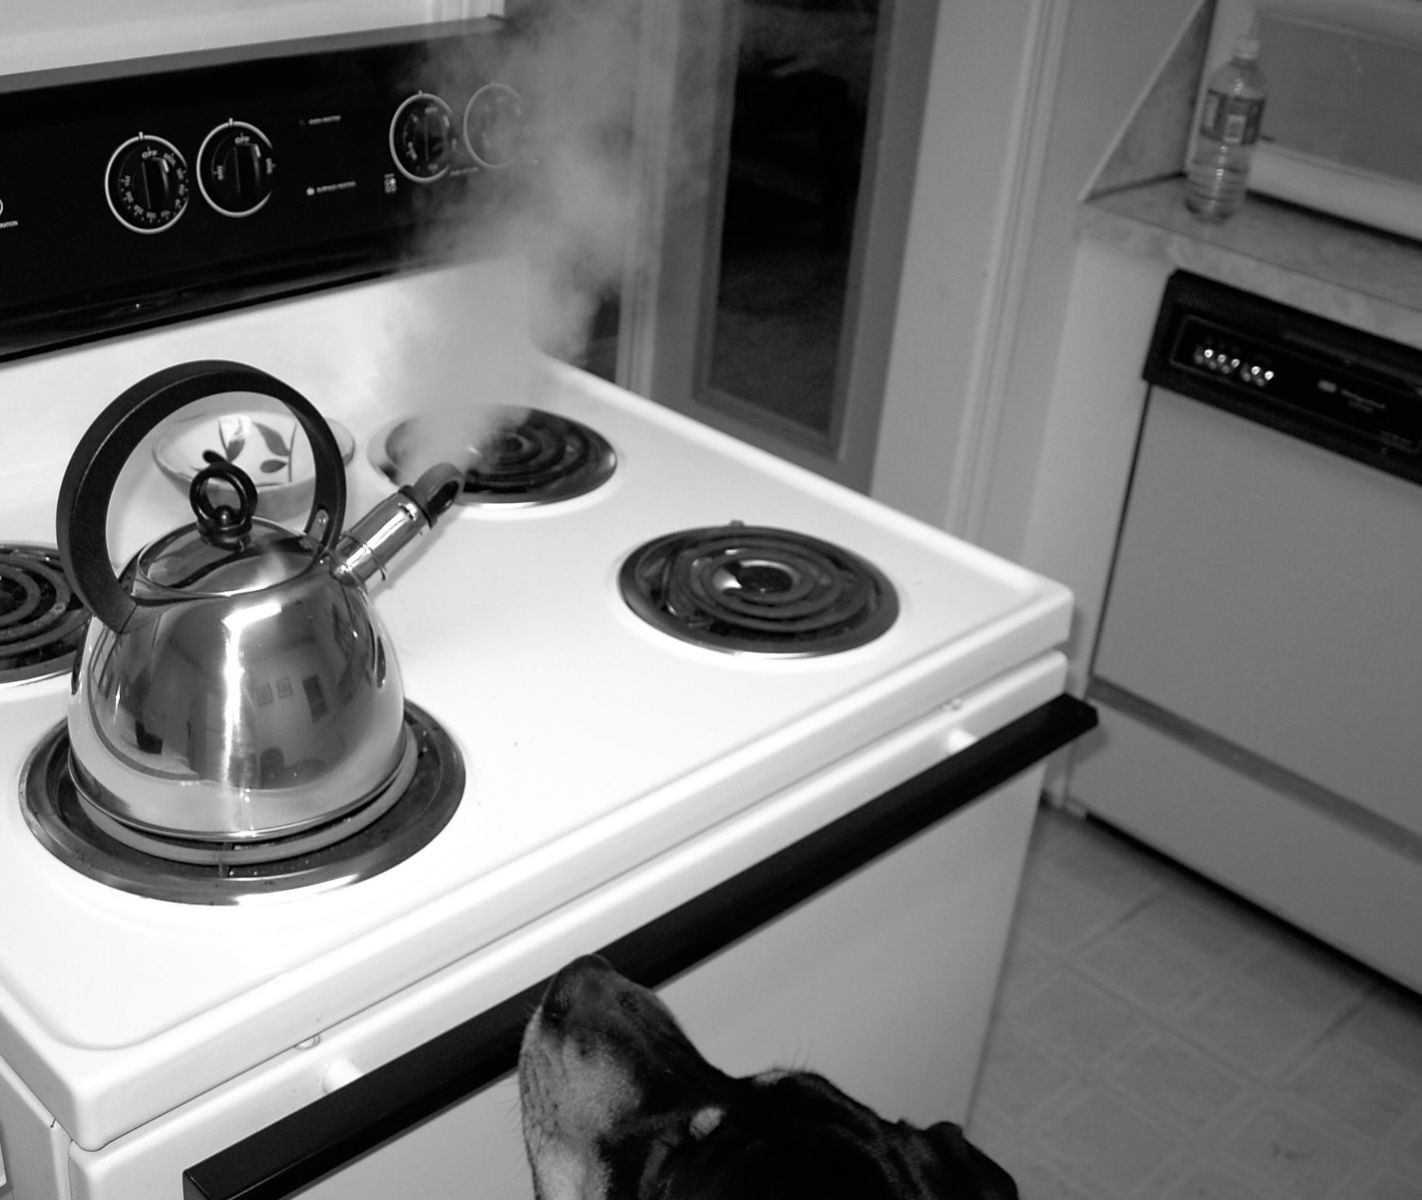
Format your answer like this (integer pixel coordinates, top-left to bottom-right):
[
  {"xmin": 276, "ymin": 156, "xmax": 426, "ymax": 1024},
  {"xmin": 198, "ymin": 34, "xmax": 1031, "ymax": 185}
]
[
  {"xmin": 105, "ymin": 135, "xmax": 190, "ymax": 233},
  {"xmin": 463, "ymin": 83, "xmax": 526, "ymax": 169},
  {"xmin": 198, "ymin": 121, "xmax": 276, "ymax": 216},
  {"xmin": 390, "ymin": 93, "xmax": 454, "ymax": 183}
]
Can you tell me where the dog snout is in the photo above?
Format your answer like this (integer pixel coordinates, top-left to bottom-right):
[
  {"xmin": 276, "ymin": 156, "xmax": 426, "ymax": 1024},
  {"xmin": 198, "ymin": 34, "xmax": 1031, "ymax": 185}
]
[{"xmin": 537, "ymin": 953, "xmax": 620, "ymax": 1031}]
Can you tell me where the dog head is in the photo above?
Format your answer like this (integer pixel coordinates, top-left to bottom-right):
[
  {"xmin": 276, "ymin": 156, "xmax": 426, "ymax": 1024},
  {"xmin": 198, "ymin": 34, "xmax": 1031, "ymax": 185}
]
[{"xmin": 518, "ymin": 955, "xmax": 1017, "ymax": 1200}]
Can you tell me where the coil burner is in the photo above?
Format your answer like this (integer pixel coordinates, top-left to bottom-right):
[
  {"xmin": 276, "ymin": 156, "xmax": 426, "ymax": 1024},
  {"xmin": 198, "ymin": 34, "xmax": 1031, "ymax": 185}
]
[
  {"xmin": 371, "ymin": 408, "xmax": 616, "ymax": 506},
  {"xmin": 0, "ymin": 544, "xmax": 88, "ymax": 684},
  {"xmin": 21, "ymin": 703, "xmax": 463, "ymax": 904},
  {"xmin": 620, "ymin": 523, "xmax": 899, "ymax": 656}
]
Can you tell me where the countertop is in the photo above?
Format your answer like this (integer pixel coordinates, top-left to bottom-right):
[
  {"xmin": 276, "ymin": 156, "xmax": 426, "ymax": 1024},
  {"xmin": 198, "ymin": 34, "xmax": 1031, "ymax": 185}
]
[{"xmin": 1079, "ymin": 176, "xmax": 1422, "ymax": 352}]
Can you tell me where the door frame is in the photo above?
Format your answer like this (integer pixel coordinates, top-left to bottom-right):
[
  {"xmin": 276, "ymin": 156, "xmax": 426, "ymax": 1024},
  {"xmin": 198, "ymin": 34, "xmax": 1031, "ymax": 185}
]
[
  {"xmin": 618, "ymin": 0, "xmax": 1067, "ymax": 527},
  {"xmin": 617, "ymin": 0, "xmax": 937, "ymax": 492}
]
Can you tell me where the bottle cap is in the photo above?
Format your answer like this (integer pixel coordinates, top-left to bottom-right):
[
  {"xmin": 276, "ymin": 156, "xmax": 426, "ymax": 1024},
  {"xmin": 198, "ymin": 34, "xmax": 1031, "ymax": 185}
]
[{"xmin": 1234, "ymin": 36, "xmax": 1261, "ymax": 60}]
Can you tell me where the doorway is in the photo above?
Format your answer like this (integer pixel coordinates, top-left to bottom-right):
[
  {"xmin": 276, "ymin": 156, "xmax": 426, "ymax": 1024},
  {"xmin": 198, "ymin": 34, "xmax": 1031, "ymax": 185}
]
[{"xmin": 617, "ymin": 0, "xmax": 937, "ymax": 492}]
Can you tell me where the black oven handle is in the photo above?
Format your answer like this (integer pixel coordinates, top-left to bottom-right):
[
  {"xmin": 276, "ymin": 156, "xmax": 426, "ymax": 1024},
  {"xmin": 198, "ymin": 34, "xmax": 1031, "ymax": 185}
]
[{"xmin": 183, "ymin": 695, "xmax": 1096, "ymax": 1200}]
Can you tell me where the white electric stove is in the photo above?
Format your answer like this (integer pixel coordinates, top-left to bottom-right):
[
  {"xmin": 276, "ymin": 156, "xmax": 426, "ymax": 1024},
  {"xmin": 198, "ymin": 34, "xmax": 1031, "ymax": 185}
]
[{"xmin": 0, "ymin": 20, "xmax": 1086, "ymax": 1200}]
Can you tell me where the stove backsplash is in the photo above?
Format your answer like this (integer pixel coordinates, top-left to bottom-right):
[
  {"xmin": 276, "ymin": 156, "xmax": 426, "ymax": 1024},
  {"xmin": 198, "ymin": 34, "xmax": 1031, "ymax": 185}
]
[
  {"xmin": 0, "ymin": 253, "xmax": 537, "ymax": 565},
  {"xmin": 1, "ymin": 3, "xmax": 506, "ymax": 77}
]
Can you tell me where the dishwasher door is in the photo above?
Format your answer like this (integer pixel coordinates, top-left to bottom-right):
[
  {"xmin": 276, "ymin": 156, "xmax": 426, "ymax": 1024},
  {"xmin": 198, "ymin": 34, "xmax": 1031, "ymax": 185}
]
[
  {"xmin": 1094, "ymin": 386, "xmax": 1422, "ymax": 825},
  {"xmin": 1069, "ymin": 373, "xmax": 1422, "ymax": 989}
]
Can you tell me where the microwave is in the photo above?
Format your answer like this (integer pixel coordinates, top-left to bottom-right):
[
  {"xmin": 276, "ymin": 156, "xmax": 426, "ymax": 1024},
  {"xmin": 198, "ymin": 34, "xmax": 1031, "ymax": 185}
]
[{"xmin": 1201, "ymin": 0, "xmax": 1422, "ymax": 240}]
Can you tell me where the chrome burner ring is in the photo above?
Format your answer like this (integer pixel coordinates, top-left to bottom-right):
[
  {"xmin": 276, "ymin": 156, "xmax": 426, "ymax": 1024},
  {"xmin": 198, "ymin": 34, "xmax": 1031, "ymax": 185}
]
[{"xmin": 20, "ymin": 703, "xmax": 463, "ymax": 904}]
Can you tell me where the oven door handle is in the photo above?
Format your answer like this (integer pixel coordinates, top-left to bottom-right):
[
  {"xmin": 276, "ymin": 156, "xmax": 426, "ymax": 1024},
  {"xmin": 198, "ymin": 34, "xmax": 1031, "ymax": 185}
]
[{"xmin": 182, "ymin": 694, "xmax": 1096, "ymax": 1200}]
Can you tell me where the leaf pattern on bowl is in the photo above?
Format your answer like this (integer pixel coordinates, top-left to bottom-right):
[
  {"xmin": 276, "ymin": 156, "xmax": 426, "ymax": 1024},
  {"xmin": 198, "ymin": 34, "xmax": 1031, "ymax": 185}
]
[
  {"xmin": 217, "ymin": 415, "xmax": 247, "ymax": 464},
  {"xmin": 253, "ymin": 421, "xmax": 292, "ymax": 458},
  {"xmin": 159, "ymin": 412, "xmax": 350, "ymax": 508},
  {"xmin": 206, "ymin": 417, "xmax": 296, "ymax": 482}
]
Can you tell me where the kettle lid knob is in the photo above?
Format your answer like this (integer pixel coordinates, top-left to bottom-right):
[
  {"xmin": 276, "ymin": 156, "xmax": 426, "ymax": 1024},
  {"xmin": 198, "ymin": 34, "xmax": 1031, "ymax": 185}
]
[{"xmin": 190, "ymin": 459, "xmax": 259, "ymax": 543}]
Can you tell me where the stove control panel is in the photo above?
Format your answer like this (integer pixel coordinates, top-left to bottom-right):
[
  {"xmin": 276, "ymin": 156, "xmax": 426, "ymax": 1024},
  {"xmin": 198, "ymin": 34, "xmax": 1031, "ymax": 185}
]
[{"xmin": 0, "ymin": 18, "xmax": 532, "ymax": 360}]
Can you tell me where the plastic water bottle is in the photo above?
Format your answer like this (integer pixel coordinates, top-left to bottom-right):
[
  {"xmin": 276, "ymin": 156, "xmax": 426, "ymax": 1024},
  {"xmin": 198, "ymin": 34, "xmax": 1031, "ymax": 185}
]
[{"xmin": 1186, "ymin": 36, "xmax": 1267, "ymax": 220}]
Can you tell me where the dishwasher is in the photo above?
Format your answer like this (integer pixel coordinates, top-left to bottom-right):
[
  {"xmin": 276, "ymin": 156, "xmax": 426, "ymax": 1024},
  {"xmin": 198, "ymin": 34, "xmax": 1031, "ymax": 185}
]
[{"xmin": 1067, "ymin": 270, "xmax": 1422, "ymax": 992}]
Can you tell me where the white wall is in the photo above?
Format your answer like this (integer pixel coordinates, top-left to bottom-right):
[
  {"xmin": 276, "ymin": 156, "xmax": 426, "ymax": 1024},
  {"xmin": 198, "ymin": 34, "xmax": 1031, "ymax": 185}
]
[
  {"xmin": 872, "ymin": 0, "xmax": 1203, "ymax": 553},
  {"xmin": 870, "ymin": 0, "xmax": 1055, "ymax": 532},
  {"xmin": 976, "ymin": 0, "xmax": 1203, "ymax": 559}
]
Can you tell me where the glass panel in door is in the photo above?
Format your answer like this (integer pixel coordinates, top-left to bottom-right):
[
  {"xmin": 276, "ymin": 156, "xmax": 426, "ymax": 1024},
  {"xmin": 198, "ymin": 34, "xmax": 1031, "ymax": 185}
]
[
  {"xmin": 705, "ymin": 1, "xmax": 878, "ymax": 441},
  {"xmin": 622, "ymin": 0, "xmax": 935, "ymax": 492}
]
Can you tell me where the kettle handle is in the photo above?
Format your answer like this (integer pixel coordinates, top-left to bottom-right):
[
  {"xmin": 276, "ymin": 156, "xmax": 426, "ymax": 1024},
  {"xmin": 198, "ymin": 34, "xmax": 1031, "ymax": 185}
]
[{"xmin": 57, "ymin": 360, "xmax": 348, "ymax": 633}]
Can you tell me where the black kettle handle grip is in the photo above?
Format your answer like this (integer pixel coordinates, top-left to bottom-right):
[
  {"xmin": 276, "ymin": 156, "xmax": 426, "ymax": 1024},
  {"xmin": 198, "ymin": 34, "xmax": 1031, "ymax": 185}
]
[{"xmin": 57, "ymin": 360, "xmax": 348, "ymax": 633}]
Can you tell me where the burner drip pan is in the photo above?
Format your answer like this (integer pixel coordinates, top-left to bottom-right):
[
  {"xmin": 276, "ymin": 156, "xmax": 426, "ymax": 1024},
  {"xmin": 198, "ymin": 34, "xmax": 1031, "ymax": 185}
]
[
  {"xmin": 371, "ymin": 408, "xmax": 616, "ymax": 505},
  {"xmin": 0, "ymin": 544, "xmax": 87, "ymax": 684},
  {"xmin": 620, "ymin": 524, "xmax": 899, "ymax": 655},
  {"xmin": 21, "ymin": 703, "xmax": 463, "ymax": 904}
]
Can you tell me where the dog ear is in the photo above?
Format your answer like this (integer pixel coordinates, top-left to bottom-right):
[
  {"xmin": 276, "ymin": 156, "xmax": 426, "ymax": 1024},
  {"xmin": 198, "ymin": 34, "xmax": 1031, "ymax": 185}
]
[{"xmin": 914, "ymin": 1122, "xmax": 1019, "ymax": 1200}]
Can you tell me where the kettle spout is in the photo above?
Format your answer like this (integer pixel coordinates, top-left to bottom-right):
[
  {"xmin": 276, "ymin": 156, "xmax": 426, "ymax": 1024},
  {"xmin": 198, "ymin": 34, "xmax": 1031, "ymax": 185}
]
[{"xmin": 334, "ymin": 463, "xmax": 464, "ymax": 586}]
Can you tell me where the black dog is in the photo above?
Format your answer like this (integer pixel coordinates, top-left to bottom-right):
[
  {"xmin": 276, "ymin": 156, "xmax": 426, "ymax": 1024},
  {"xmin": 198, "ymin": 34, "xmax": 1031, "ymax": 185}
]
[{"xmin": 518, "ymin": 955, "xmax": 1017, "ymax": 1199}]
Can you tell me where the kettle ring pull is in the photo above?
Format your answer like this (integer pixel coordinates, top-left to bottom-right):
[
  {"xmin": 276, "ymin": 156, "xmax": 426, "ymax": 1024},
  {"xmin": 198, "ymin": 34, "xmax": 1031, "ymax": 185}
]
[
  {"xmin": 190, "ymin": 458, "xmax": 260, "ymax": 541},
  {"xmin": 57, "ymin": 360, "xmax": 348, "ymax": 634}
]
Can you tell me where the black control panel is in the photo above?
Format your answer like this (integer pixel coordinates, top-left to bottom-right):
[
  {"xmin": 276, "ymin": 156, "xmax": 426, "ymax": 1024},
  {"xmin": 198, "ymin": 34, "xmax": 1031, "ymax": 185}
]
[
  {"xmin": 0, "ymin": 19, "xmax": 532, "ymax": 360},
  {"xmin": 1144, "ymin": 272, "xmax": 1422, "ymax": 484}
]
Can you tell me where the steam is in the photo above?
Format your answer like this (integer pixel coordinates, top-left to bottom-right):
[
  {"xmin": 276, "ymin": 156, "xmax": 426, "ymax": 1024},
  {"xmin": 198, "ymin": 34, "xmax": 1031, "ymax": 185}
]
[
  {"xmin": 380, "ymin": 0, "xmax": 676, "ymax": 478},
  {"xmin": 498, "ymin": 0, "xmax": 646, "ymax": 363}
]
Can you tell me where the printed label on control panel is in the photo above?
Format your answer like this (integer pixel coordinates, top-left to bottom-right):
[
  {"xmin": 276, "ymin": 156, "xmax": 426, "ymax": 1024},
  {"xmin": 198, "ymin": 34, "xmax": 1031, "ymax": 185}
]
[{"xmin": 306, "ymin": 180, "xmax": 358, "ymax": 196}]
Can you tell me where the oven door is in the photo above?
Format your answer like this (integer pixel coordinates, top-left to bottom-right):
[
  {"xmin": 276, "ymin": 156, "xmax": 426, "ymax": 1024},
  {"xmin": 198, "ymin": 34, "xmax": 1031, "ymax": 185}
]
[{"xmin": 58, "ymin": 672, "xmax": 1091, "ymax": 1200}]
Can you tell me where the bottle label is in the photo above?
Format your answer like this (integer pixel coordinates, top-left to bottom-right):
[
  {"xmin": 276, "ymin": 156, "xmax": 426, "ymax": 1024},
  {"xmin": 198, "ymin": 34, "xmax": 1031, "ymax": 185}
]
[{"xmin": 1199, "ymin": 90, "xmax": 1263, "ymax": 146}]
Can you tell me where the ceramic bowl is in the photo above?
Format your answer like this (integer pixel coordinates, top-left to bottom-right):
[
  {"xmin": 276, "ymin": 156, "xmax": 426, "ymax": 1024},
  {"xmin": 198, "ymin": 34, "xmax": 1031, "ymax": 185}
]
[{"xmin": 153, "ymin": 410, "xmax": 355, "ymax": 522}]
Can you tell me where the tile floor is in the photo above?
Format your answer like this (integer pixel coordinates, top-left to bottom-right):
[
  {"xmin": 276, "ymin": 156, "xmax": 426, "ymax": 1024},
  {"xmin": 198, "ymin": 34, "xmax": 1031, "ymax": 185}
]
[{"xmin": 966, "ymin": 805, "xmax": 1422, "ymax": 1200}]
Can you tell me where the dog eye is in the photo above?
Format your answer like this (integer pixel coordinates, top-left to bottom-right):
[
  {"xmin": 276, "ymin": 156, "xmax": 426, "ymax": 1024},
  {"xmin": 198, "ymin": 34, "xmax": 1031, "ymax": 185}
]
[{"xmin": 617, "ymin": 993, "xmax": 640, "ymax": 1015}]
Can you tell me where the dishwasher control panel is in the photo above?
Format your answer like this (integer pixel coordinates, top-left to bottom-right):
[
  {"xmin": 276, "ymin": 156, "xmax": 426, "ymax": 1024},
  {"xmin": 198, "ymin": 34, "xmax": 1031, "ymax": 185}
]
[{"xmin": 1144, "ymin": 272, "xmax": 1422, "ymax": 482}]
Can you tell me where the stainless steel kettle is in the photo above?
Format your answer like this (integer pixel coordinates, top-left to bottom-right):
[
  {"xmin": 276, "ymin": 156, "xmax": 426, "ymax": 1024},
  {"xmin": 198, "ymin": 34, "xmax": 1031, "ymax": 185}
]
[{"xmin": 56, "ymin": 360, "xmax": 463, "ymax": 844}]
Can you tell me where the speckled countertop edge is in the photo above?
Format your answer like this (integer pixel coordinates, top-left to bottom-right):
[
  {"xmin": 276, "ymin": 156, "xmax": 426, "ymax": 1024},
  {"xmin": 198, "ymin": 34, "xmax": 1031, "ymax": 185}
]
[{"xmin": 1079, "ymin": 176, "xmax": 1422, "ymax": 351}]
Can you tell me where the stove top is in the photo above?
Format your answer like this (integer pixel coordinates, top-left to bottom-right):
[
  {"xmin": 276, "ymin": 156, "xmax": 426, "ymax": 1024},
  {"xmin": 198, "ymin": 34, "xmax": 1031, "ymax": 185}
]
[
  {"xmin": 0, "ymin": 545, "xmax": 86, "ymax": 684},
  {"xmin": 371, "ymin": 407, "xmax": 618, "ymax": 505},
  {"xmin": 22, "ymin": 704, "xmax": 463, "ymax": 903},
  {"xmin": 0, "ymin": 263, "xmax": 1071, "ymax": 1152},
  {"xmin": 619, "ymin": 523, "xmax": 899, "ymax": 655}
]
